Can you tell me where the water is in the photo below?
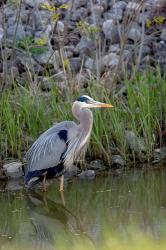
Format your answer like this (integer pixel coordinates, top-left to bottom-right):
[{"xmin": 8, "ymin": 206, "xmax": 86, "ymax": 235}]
[{"xmin": 0, "ymin": 168, "xmax": 166, "ymax": 250}]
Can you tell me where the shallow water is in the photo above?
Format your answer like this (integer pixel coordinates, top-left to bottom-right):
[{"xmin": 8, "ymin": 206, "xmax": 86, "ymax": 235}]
[{"xmin": 0, "ymin": 168, "xmax": 166, "ymax": 250}]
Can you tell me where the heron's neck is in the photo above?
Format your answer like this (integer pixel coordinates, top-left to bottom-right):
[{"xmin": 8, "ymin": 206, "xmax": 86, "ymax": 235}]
[{"xmin": 72, "ymin": 102, "xmax": 93, "ymax": 132}]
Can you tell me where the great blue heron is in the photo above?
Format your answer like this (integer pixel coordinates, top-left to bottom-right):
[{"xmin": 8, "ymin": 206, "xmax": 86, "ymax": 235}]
[{"xmin": 25, "ymin": 95, "xmax": 113, "ymax": 191}]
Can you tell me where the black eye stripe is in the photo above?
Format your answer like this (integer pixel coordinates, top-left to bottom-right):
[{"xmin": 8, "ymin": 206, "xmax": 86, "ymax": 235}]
[{"xmin": 77, "ymin": 96, "xmax": 89, "ymax": 102}]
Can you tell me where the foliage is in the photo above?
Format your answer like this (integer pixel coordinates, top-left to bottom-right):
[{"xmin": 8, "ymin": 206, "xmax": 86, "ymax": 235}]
[
  {"xmin": 0, "ymin": 70, "xmax": 166, "ymax": 164},
  {"xmin": 16, "ymin": 36, "xmax": 48, "ymax": 55},
  {"xmin": 77, "ymin": 21, "xmax": 100, "ymax": 39}
]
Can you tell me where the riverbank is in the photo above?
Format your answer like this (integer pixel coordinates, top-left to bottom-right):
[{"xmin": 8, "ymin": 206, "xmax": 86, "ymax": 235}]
[
  {"xmin": 1, "ymin": 69, "xmax": 166, "ymax": 170},
  {"xmin": 0, "ymin": 0, "xmax": 166, "ymax": 178}
]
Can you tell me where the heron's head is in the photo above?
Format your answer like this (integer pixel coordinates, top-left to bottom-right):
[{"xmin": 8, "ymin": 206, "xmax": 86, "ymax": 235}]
[{"xmin": 76, "ymin": 95, "xmax": 113, "ymax": 109}]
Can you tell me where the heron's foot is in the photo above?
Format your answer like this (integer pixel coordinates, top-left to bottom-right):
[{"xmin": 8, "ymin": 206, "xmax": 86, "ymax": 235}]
[
  {"xmin": 41, "ymin": 186, "xmax": 47, "ymax": 192},
  {"xmin": 59, "ymin": 187, "xmax": 64, "ymax": 192}
]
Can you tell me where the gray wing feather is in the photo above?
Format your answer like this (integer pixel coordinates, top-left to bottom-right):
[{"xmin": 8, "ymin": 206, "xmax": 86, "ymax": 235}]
[{"xmin": 26, "ymin": 121, "xmax": 76, "ymax": 172}]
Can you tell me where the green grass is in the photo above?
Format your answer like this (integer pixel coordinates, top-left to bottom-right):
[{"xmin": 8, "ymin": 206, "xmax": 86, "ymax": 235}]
[{"xmin": 0, "ymin": 69, "xmax": 166, "ymax": 164}]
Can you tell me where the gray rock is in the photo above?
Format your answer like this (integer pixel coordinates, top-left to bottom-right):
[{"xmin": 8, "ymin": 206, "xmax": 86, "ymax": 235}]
[
  {"xmin": 34, "ymin": 49, "xmax": 59, "ymax": 70},
  {"xmin": 3, "ymin": 161, "xmax": 23, "ymax": 178},
  {"xmin": 122, "ymin": 49, "xmax": 131, "ymax": 62},
  {"xmin": 32, "ymin": 12, "xmax": 43, "ymax": 31},
  {"xmin": 85, "ymin": 57, "xmax": 96, "ymax": 71},
  {"xmin": 91, "ymin": 5, "xmax": 104, "ymax": 23},
  {"xmin": 10, "ymin": 66, "xmax": 19, "ymax": 79},
  {"xmin": 76, "ymin": 36, "xmax": 96, "ymax": 55},
  {"xmin": 6, "ymin": 24, "xmax": 25, "ymax": 41},
  {"xmin": 128, "ymin": 22, "xmax": 141, "ymax": 42},
  {"xmin": 73, "ymin": 0, "xmax": 87, "ymax": 8},
  {"xmin": 25, "ymin": 0, "xmax": 46, "ymax": 8},
  {"xmin": 112, "ymin": 155, "xmax": 125, "ymax": 167},
  {"xmin": 76, "ymin": 71, "xmax": 89, "ymax": 87},
  {"xmin": 153, "ymin": 147, "xmax": 166, "ymax": 163},
  {"xmin": 71, "ymin": 7, "xmax": 88, "ymax": 21},
  {"xmin": 15, "ymin": 52, "xmax": 42, "ymax": 73},
  {"xmin": 161, "ymin": 29, "xmax": 166, "ymax": 42},
  {"xmin": 125, "ymin": 130, "xmax": 146, "ymax": 154},
  {"xmin": 88, "ymin": 160, "xmax": 105, "ymax": 170},
  {"xmin": 104, "ymin": 10, "xmax": 123, "ymax": 22},
  {"xmin": 0, "ymin": 27, "xmax": 4, "ymax": 43},
  {"xmin": 102, "ymin": 19, "xmax": 119, "ymax": 43},
  {"xmin": 64, "ymin": 165, "xmax": 80, "ymax": 179},
  {"xmin": 102, "ymin": 53, "xmax": 119, "ymax": 69},
  {"xmin": 112, "ymin": 1, "xmax": 127, "ymax": 11},
  {"xmin": 109, "ymin": 44, "xmax": 120, "ymax": 53},
  {"xmin": 78, "ymin": 170, "xmax": 95, "ymax": 179},
  {"xmin": 107, "ymin": 2, "xmax": 127, "ymax": 22},
  {"xmin": 69, "ymin": 57, "xmax": 82, "ymax": 72},
  {"xmin": 4, "ymin": 6, "xmax": 16, "ymax": 17}
]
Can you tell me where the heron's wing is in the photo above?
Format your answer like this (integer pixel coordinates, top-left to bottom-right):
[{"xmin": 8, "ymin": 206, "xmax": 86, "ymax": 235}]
[{"xmin": 26, "ymin": 121, "xmax": 77, "ymax": 173}]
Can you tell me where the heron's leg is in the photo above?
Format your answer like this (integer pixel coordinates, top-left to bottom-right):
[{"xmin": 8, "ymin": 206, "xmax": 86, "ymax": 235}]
[
  {"xmin": 59, "ymin": 175, "xmax": 64, "ymax": 192},
  {"xmin": 42, "ymin": 174, "xmax": 47, "ymax": 192}
]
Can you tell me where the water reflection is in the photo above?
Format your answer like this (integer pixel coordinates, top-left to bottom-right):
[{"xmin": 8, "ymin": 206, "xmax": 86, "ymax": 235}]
[
  {"xmin": 0, "ymin": 169, "xmax": 166, "ymax": 249},
  {"xmin": 26, "ymin": 191, "xmax": 91, "ymax": 246}
]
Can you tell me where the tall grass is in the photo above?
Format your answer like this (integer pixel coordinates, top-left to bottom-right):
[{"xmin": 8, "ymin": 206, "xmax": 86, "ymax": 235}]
[{"xmin": 0, "ymin": 69, "xmax": 166, "ymax": 164}]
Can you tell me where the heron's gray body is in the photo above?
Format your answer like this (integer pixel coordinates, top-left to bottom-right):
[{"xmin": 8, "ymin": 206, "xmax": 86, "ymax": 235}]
[
  {"xmin": 25, "ymin": 101, "xmax": 93, "ymax": 186},
  {"xmin": 26, "ymin": 121, "xmax": 76, "ymax": 172}
]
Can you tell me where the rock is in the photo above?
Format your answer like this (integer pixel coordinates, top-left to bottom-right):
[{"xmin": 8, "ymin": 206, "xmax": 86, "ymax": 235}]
[
  {"xmin": 3, "ymin": 161, "xmax": 23, "ymax": 178},
  {"xmin": 153, "ymin": 147, "xmax": 166, "ymax": 164},
  {"xmin": 161, "ymin": 29, "xmax": 166, "ymax": 42},
  {"xmin": 73, "ymin": 0, "xmax": 87, "ymax": 9},
  {"xmin": 85, "ymin": 57, "xmax": 96, "ymax": 71},
  {"xmin": 64, "ymin": 165, "xmax": 80, "ymax": 179},
  {"xmin": 0, "ymin": 167, "xmax": 7, "ymax": 181},
  {"xmin": 102, "ymin": 19, "xmax": 119, "ymax": 43},
  {"xmin": 109, "ymin": 44, "xmax": 120, "ymax": 53},
  {"xmin": 102, "ymin": 53, "xmax": 119, "ymax": 69},
  {"xmin": 69, "ymin": 57, "xmax": 82, "ymax": 72},
  {"xmin": 76, "ymin": 36, "xmax": 95, "ymax": 56},
  {"xmin": 71, "ymin": 7, "xmax": 88, "ymax": 21},
  {"xmin": 76, "ymin": 71, "xmax": 89, "ymax": 88},
  {"xmin": 6, "ymin": 24, "xmax": 25, "ymax": 41},
  {"xmin": 111, "ymin": 1, "xmax": 127, "ymax": 11},
  {"xmin": 125, "ymin": 130, "xmax": 146, "ymax": 155},
  {"xmin": 88, "ymin": 160, "xmax": 105, "ymax": 170},
  {"xmin": 10, "ymin": 66, "xmax": 19, "ymax": 79},
  {"xmin": 0, "ymin": 27, "xmax": 4, "ymax": 43},
  {"xmin": 14, "ymin": 52, "xmax": 42, "ymax": 73},
  {"xmin": 25, "ymin": 0, "xmax": 46, "ymax": 8},
  {"xmin": 91, "ymin": 5, "xmax": 104, "ymax": 23},
  {"xmin": 107, "ymin": 1, "xmax": 127, "ymax": 22},
  {"xmin": 112, "ymin": 155, "xmax": 125, "ymax": 167},
  {"xmin": 128, "ymin": 22, "xmax": 141, "ymax": 42},
  {"xmin": 104, "ymin": 10, "xmax": 123, "ymax": 22},
  {"xmin": 78, "ymin": 170, "xmax": 95, "ymax": 179},
  {"xmin": 34, "ymin": 49, "xmax": 59, "ymax": 70}
]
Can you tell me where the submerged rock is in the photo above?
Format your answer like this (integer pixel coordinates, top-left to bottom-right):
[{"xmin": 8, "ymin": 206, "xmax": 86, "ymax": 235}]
[
  {"xmin": 3, "ymin": 161, "xmax": 23, "ymax": 178},
  {"xmin": 88, "ymin": 160, "xmax": 105, "ymax": 170},
  {"xmin": 153, "ymin": 147, "xmax": 166, "ymax": 164},
  {"xmin": 78, "ymin": 170, "xmax": 95, "ymax": 179},
  {"xmin": 64, "ymin": 165, "xmax": 80, "ymax": 179}
]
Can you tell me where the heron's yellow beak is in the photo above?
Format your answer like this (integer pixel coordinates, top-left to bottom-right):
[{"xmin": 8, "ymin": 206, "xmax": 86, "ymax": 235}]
[{"xmin": 82, "ymin": 101, "xmax": 113, "ymax": 108}]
